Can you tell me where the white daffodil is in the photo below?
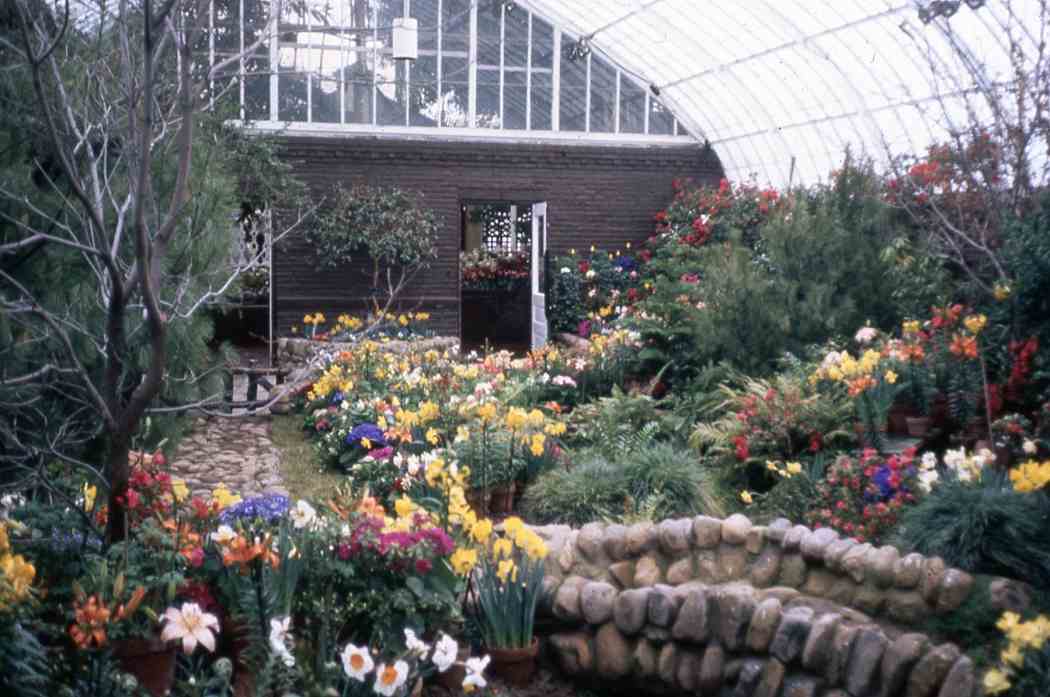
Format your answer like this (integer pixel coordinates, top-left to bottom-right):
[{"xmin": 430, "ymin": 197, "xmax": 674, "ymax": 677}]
[
  {"xmin": 943, "ymin": 447, "xmax": 967, "ymax": 471},
  {"xmin": 463, "ymin": 655, "xmax": 490, "ymax": 693},
  {"xmin": 432, "ymin": 633, "xmax": 458, "ymax": 673},
  {"xmin": 920, "ymin": 452, "xmax": 938, "ymax": 471},
  {"xmin": 404, "ymin": 628, "xmax": 429, "ymax": 657},
  {"xmin": 210, "ymin": 524, "xmax": 237, "ymax": 546},
  {"xmin": 161, "ymin": 602, "xmax": 220, "ymax": 654},
  {"xmin": 1023, "ymin": 439, "xmax": 1038, "ymax": 455},
  {"xmin": 289, "ymin": 500, "xmax": 317, "ymax": 529},
  {"xmin": 373, "ymin": 660, "xmax": 409, "ymax": 697},
  {"xmin": 917, "ymin": 468, "xmax": 940, "ymax": 493},
  {"xmin": 269, "ymin": 616, "xmax": 295, "ymax": 667},
  {"xmin": 341, "ymin": 643, "xmax": 374, "ymax": 681}
]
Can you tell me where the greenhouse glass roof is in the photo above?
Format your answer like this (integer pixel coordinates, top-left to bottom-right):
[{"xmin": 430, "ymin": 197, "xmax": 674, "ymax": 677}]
[{"xmin": 521, "ymin": 0, "xmax": 1043, "ymax": 185}]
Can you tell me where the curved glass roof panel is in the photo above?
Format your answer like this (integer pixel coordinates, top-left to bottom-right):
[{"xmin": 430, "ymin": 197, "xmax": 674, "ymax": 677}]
[{"xmin": 519, "ymin": 0, "xmax": 1044, "ymax": 185}]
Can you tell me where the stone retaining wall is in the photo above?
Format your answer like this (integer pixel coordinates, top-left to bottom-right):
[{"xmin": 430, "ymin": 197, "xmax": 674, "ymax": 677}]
[{"xmin": 532, "ymin": 515, "xmax": 992, "ymax": 697}]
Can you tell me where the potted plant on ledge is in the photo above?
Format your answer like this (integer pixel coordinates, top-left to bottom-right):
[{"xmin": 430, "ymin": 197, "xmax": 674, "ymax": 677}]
[{"xmin": 470, "ymin": 517, "xmax": 548, "ymax": 686}]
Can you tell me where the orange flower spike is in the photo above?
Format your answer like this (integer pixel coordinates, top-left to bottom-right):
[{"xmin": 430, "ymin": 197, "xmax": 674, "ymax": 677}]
[
  {"xmin": 115, "ymin": 586, "xmax": 147, "ymax": 621},
  {"xmin": 70, "ymin": 595, "xmax": 112, "ymax": 649}
]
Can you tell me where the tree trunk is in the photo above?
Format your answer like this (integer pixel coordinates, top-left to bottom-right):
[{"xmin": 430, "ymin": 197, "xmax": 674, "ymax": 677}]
[{"xmin": 106, "ymin": 434, "xmax": 131, "ymax": 543}]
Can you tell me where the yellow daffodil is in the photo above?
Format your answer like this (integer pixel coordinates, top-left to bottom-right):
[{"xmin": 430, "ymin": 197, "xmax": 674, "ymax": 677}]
[
  {"xmin": 425, "ymin": 428, "xmax": 440, "ymax": 446},
  {"xmin": 786, "ymin": 461, "xmax": 803, "ymax": 475},
  {"xmin": 964, "ymin": 314, "xmax": 987, "ymax": 334},
  {"xmin": 83, "ymin": 483, "xmax": 97, "ymax": 511},
  {"xmin": 211, "ymin": 484, "xmax": 241, "ymax": 511},
  {"xmin": 394, "ymin": 496, "xmax": 417, "ymax": 519},
  {"xmin": 455, "ymin": 426, "xmax": 470, "ymax": 443},
  {"xmin": 884, "ymin": 370, "xmax": 898, "ymax": 384},
  {"xmin": 530, "ymin": 433, "xmax": 546, "ymax": 457},
  {"xmin": 470, "ymin": 519, "xmax": 493, "ymax": 545},
  {"xmin": 492, "ymin": 537, "xmax": 514, "ymax": 559},
  {"xmin": 450, "ymin": 548, "xmax": 478, "ymax": 576},
  {"xmin": 505, "ymin": 408, "xmax": 527, "ymax": 431},
  {"xmin": 740, "ymin": 490, "xmax": 753, "ymax": 504},
  {"xmin": 902, "ymin": 320, "xmax": 921, "ymax": 334},
  {"xmin": 496, "ymin": 558, "xmax": 518, "ymax": 583},
  {"xmin": 993, "ymin": 283, "xmax": 1012, "ymax": 301},
  {"xmin": 983, "ymin": 669, "xmax": 1011, "ymax": 695}
]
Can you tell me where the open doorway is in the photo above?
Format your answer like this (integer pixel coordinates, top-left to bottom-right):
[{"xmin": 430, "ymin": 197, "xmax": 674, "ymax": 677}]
[{"xmin": 460, "ymin": 201, "xmax": 535, "ymax": 354}]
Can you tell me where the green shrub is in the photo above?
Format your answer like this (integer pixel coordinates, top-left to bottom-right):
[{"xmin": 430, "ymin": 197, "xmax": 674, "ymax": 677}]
[
  {"xmin": 521, "ymin": 444, "xmax": 726, "ymax": 526},
  {"xmin": 919, "ymin": 575, "xmax": 998, "ymax": 664},
  {"xmin": 893, "ymin": 474, "xmax": 1050, "ymax": 588}
]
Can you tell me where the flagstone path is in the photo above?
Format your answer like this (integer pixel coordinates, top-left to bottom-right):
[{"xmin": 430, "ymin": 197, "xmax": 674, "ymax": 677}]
[{"xmin": 167, "ymin": 345, "xmax": 289, "ymax": 499}]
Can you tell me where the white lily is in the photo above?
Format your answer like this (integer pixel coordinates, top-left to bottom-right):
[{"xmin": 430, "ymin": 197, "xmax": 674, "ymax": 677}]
[
  {"xmin": 161, "ymin": 602, "xmax": 220, "ymax": 654},
  {"xmin": 432, "ymin": 633, "xmax": 458, "ymax": 673}
]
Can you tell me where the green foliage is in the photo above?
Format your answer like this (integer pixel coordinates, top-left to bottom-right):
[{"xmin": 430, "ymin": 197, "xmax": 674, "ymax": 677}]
[
  {"xmin": 1001, "ymin": 190, "xmax": 1050, "ymax": 350},
  {"xmin": 472, "ymin": 542, "xmax": 545, "ymax": 649},
  {"xmin": 521, "ymin": 443, "xmax": 726, "ymax": 526},
  {"xmin": 310, "ymin": 186, "xmax": 439, "ymax": 273},
  {"xmin": 0, "ymin": 619, "xmax": 50, "ymax": 697},
  {"xmin": 746, "ymin": 456, "xmax": 828, "ymax": 525},
  {"xmin": 919, "ymin": 575, "xmax": 998, "ymax": 662},
  {"xmin": 566, "ymin": 386, "xmax": 685, "ymax": 455},
  {"xmin": 893, "ymin": 474, "xmax": 1050, "ymax": 588}
]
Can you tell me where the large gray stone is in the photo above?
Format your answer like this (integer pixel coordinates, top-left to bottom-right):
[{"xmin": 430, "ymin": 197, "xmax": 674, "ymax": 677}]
[
  {"xmin": 580, "ymin": 581, "xmax": 618, "ymax": 625},
  {"xmin": 905, "ymin": 644, "xmax": 961, "ymax": 697},
  {"xmin": 936, "ymin": 656, "xmax": 976, "ymax": 697},
  {"xmin": 577, "ymin": 523, "xmax": 608, "ymax": 564},
  {"xmin": 648, "ymin": 584, "xmax": 680, "ymax": 627},
  {"xmin": 801, "ymin": 612, "xmax": 841, "ymax": 673},
  {"xmin": 722, "ymin": 513, "xmax": 753, "ymax": 545},
  {"xmin": 801, "ymin": 527, "xmax": 840, "ymax": 562},
  {"xmin": 879, "ymin": 633, "xmax": 930, "ymax": 697},
  {"xmin": 846, "ymin": 627, "xmax": 887, "ymax": 697},
  {"xmin": 594, "ymin": 623, "xmax": 632, "ymax": 679},
  {"xmin": 770, "ymin": 607, "xmax": 815, "ymax": 664},
  {"xmin": 632, "ymin": 639, "xmax": 658, "ymax": 677},
  {"xmin": 751, "ymin": 545, "xmax": 783, "ymax": 588},
  {"xmin": 658, "ymin": 518, "xmax": 694, "ymax": 556},
  {"xmin": 553, "ymin": 576, "xmax": 587, "ymax": 622},
  {"xmin": 675, "ymin": 650, "xmax": 703, "ymax": 693},
  {"xmin": 626, "ymin": 522, "xmax": 658, "ymax": 557},
  {"xmin": 919, "ymin": 557, "xmax": 946, "ymax": 604},
  {"xmin": 842, "ymin": 543, "xmax": 874, "ymax": 584},
  {"xmin": 717, "ymin": 585, "xmax": 758, "ymax": 651},
  {"xmin": 893, "ymin": 553, "xmax": 925, "ymax": 589},
  {"xmin": 693, "ymin": 515, "xmax": 723, "ymax": 549},
  {"xmin": 783, "ymin": 525, "xmax": 811, "ymax": 552},
  {"xmin": 613, "ymin": 588, "xmax": 650, "ymax": 635},
  {"xmin": 989, "ymin": 577, "xmax": 1033, "ymax": 615},
  {"xmin": 886, "ymin": 589, "xmax": 928, "ymax": 624},
  {"xmin": 657, "ymin": 643, "xmax": 677, "ymax": 686},
  {"xmin": 609, "ymin": 561, "xmax": 634, "ymax": 589},
  {"xmin": 698, "ymin": 644, "xmax": 725, "ymax": 695},
  {"xmin": 671, "ymin": 588, "xmax": 713, "ymax": 644},
  {"xmin": 666, "ymin": 556, "xmax": 695, "ymax": 585},
  {"xmin": 782, "ymin": 675, "xmax": 821, "ymax": 697},
  {"xmin": 720, "ymin": 543, "xmax": 750, "ymax": 580},
  {"xmin": 754, "ymin": 658, "xmax": 787, "ymax": 697},
  {"xmin": 779, "ymin": 553, "xmax": 809, "ymax": 588},
  {"xmin": 935, "ymin": 569, "xmax": 974, "ymax": 613},
  {"xmin": 766, "ymin": 518, "xmax": 792, "ymax": 542},
  {"xmin": 853, "ymin": 583, "xmax": 887, "ymax": 616},
  {"xmin": 733, "ymin": 659, "xmax": 765, "ymax": 697},
  {"xmin": 826, "ymin": 624, "xmax": 859, "ymax": 687},
  {"xmin": 746, "ymin": 526, "xmax": 767, "ymax": 554},
  {"xmin": 867, "ymin": 546, "xmax": 900, "ymax": 588},
  {"xmin": 634, "ymin": 555, "xmax": 664, "ymax": 587},
  {"xmin": 746, "ymin": 597, "xmax": 784, "ymax": 652},
  {"xmin": 549, "ymin": 632, "xmax": 594, "ymax": 676},
  {"xmin": 602, "ymin": 524, "xmax": 628, "ymax": 561},
  {"xmin": 825, "ymin": 538, "xmax": 859, "ymax": 573}
]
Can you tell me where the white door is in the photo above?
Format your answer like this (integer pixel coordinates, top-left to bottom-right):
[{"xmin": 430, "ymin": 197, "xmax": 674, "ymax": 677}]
[{"xmin": 530, "ymin": 202, "xmax": 548, "ymax": 349}]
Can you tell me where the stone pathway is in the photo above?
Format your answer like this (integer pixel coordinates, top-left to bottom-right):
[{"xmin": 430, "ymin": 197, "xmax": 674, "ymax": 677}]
[{"xmin": 168, "ymin": 415, "xmax": 288, "ymax": 500}]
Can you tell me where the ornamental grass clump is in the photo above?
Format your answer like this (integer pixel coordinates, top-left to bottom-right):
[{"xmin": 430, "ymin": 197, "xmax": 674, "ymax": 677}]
[{"xmin": 894, "ymin": 454, "xmax": 1050, "ymax": 587}]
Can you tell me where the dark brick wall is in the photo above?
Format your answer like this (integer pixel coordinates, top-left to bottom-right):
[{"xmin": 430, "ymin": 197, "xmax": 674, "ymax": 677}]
[{"xmin": 271, "ymin": 135, "xmax": 724, "ymax": 338}]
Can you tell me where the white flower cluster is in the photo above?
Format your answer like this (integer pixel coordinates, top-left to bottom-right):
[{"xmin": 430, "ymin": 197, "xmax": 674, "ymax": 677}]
[{"xmin": 340, "ymin": 629, "xmax": 489, "ymax": 695}]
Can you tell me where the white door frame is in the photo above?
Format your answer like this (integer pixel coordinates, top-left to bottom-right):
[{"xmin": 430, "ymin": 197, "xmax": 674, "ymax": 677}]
[{"xmin": 530, "ymin": 202, "xmax": 548, "ymax": 349}]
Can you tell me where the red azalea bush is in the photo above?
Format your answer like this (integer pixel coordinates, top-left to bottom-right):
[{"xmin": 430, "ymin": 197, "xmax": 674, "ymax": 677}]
[
  {"xmin": 653, "ymin": 177, "xmax": 781, "ymax": 247},
  {"xmin": 806, "ymin": 448, "xmax": 921, "ymax": 544}
]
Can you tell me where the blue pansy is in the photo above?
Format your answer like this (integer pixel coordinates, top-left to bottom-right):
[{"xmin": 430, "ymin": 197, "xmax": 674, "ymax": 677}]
[{"xmin": 347, "ymin": 423, "xmax": 386, "ymax": 449}]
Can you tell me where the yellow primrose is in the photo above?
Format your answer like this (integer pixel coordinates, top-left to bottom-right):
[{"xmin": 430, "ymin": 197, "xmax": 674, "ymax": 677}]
[
  {"xmin": 544, "ymin": 422, "xmax": 567, "ymax": 437},
  {"xmin": 884, "ymin": 370, "xmax": 898, "ymax": 385},
  {"xmin": 426, "ymin": 428, "xmax": 440, "ymax": 446},
  {"xmin": 526, "ymin": 409, "xmax": 546, "ymax": 428},
  {"xmin": 530, "ymin": 433, "xmax": 546, "ymax": 457},
  {"xmin": 964, "ymin": 314, "xmax": 987, "ymax": 335}
]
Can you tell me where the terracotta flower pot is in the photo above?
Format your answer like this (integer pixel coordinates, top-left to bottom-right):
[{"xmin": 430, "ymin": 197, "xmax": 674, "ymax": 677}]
[
  {"xmin": 112, "ymin": 636, "xmax": 177, "ymax": 697},
  {"xmin": 487, "ymin": 637, "xmax": 539, "ymax": 687},
  {"xmin": 906, "ymin": 416, "xmax": 933, "ymax": 438}
]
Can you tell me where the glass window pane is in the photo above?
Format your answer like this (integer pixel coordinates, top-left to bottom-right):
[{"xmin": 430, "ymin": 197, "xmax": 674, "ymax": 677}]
[
  {"xmin": 440, "ymin": 55, "xmax": 469, "ymax": 126},
  {"xmin": 412, "ymin": 0, "xmax": 439, "ymax": 51},
  {"xmin": 505, "ymin": 7, "xmax": 528, "ymax": 68},
  {"xmin": 377, "ymin": 57, "xmax": 408, "ymax": 126},
  {"xmin": 504, "ymin": 69, "xmax": 526, "ymax": 130},
  {"xmin": 477, "ymin": 2, "xmax": 500, "ymax": 68},
  {"xmin": 559, "ymin": 34, "xmax": 587, "ymax": 132},
  {"xmin": 530, "ymin": 16, "xmax": 553, "ymax": 70},
  {"xmin": 649, "ymin": 98, "xmax": 674, "ymax": 135},
  {"xmin": 619, "ymin": 78, "xmax": 645, "ymax": 134},
  {"xmin": 530, "ymin": 71, "xmax": 552, "ymax": 130},
  {"xmin": 477, "ymin": 67, "xmax": 500, "ymax": 128},
  {"xmin": 590, "ymin": 58, "xmax": 616, "ymax": 133},
  {"xmin": 410, "ymin": 54, "xmax": 439, "ymax": 126},
  {"xmin": 442, "ymin": 0, "xmax": 471, "ymax": 53}
]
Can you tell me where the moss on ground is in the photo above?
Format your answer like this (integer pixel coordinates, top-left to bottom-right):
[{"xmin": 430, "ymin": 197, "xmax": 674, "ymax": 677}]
[{"xmin": 271, "ymin": 414, "xmax": 344, "ymax": 500}]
